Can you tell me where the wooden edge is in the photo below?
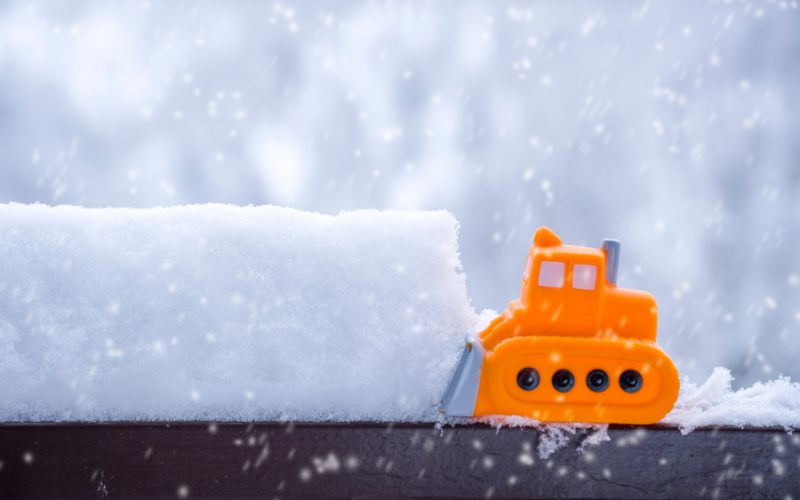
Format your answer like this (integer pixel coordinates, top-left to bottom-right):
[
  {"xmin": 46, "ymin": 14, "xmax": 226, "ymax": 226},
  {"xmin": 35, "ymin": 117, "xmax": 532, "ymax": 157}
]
[{"xmin": 1, "ymin": 421, "xmax": 797, "ymax": 499}]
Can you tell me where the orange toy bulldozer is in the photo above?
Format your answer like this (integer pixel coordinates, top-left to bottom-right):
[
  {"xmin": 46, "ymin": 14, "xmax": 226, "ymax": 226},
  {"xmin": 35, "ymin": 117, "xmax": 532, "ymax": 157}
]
[{"xmin": 441, "ymin": 227, "xmax": 680, "ymax": 424}]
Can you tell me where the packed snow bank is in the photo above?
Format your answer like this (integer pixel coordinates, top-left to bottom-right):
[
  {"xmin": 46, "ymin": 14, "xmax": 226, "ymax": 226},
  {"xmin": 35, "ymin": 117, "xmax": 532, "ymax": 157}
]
[
  {"xmin": 661, "ymin": 367, "xmax": 800, "ymax": 434},
  {"xmin": 0, "ymin": 203, "xmax": 477, "ymax": 422}
]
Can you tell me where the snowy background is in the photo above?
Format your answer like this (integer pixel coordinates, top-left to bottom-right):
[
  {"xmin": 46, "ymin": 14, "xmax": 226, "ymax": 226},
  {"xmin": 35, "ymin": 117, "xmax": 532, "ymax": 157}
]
[{"xmin": 1, "ymin": 0, "xmax": 799, "ymax": 389}]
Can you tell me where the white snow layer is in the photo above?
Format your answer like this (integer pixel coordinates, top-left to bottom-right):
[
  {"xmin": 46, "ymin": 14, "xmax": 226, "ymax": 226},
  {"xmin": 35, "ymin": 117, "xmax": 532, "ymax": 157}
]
[
  {"xmin": 0, "ymin": 203, "xmax": 477, "ymax": 422},
  {"xmin": 661, "ymin": 367, "xmax": 800, "ymax": 434},
  {"xmin": 2, "ymin": 203, "xmax": 800, "ymax": 431}
]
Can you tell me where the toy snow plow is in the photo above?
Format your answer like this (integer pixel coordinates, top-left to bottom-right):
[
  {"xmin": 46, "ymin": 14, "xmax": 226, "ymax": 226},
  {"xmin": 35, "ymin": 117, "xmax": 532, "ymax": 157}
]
[{"xmin": 441, "ymin": 227, "xmax": 680, "ymax": 424}]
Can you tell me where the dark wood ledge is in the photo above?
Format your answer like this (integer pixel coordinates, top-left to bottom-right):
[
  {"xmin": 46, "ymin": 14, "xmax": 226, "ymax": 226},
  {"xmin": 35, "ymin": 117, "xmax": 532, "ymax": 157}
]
[{"xmin": 0, "ymin": 422, "xmax": 797, "ymax": 499}]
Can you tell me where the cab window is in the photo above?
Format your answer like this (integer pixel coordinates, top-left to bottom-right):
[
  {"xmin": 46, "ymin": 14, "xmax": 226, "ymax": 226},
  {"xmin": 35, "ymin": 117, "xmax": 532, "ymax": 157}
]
[
  {"xmin": 538, "ymin": 261, "xmax": 565, "ymax": 288},
  {"xmin": 572, "ymin": 264, "xmax": 597, "ymax": 290}
]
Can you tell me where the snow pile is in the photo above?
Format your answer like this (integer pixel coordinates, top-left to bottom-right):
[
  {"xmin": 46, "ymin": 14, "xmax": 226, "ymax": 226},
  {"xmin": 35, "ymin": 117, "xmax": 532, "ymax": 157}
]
[
  {"xmin": 661, "ymin": 367, "xmax": 800, "ymax": 434},
  {"xmin": 0, "ymin": 203, "xmax": 477, "ymax": 422}
]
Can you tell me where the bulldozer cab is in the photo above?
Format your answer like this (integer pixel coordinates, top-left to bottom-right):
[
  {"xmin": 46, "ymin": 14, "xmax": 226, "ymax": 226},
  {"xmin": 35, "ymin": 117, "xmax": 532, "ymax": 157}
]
[{"xmin": 522, "ymin": 250, "xmax": 605, "ymax": 316}]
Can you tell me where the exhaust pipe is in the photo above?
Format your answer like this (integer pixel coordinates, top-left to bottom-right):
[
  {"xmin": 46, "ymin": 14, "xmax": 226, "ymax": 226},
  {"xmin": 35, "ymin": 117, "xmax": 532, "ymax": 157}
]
[{"xmin": 601, "ymin": 239, "xmax": 620, "ymax": 286}]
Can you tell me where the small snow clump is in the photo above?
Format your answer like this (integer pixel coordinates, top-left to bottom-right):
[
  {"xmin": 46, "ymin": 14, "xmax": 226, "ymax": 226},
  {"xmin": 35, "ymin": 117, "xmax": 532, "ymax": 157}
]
[{"xmin": 661, "ymin": 366, "xmax": 800, "ymax": 434}]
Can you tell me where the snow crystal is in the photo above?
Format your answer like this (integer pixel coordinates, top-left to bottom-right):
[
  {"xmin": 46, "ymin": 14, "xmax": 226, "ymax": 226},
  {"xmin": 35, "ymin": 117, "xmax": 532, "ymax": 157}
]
[
  {"xmin": 0, "ymin": 203, "xmax": 477, "ymax": 422},
  {"xmin": 468, "ymin": 415, "xmax": 609, "ymax": 459},
  {"xmin": 661, "ymin": 367, "xmax": 800, "ymax": 434}
]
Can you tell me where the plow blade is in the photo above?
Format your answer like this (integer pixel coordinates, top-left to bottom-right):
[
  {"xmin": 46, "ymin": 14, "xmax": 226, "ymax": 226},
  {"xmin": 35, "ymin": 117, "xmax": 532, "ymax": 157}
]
[{"xmin": 440, "ymin": 340, "xmax": 485, "ymax": 417}]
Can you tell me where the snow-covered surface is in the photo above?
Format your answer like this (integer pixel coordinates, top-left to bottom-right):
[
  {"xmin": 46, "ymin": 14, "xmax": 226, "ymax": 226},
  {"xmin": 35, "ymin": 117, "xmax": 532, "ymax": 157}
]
[
  {"xmin": 1, "ymin": 1, "xmax": 799, "ymax": 390},
  {"xmin": 0, "ymin": 203, "xmax": 477, "ymax": 422},
  {"xmin": 461, "ymin": 368, "xmax": 800, "ymax": 458},
  {"xmin": 661, "ymin": 367, "xmax": 800, "ymax": 434},
  {"xmin": 466, "ymin": 415, "xmax": 610, "ymax": 459}
]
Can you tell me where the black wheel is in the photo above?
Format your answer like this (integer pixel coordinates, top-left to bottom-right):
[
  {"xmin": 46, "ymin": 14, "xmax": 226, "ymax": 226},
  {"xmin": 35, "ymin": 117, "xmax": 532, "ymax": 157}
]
[
  {"xmin": 619, "ymin": 370, "xmax": 643, "ymax": 393},
  {"xmin": 586, "ymin": 369, "xmax": 609, "ymax": 392},
  {"xmin": 517, "ymin": 368, "xmax": 540, "ymax": 391},
  {"xmin": 551, "ymin": 369, "xmax": 575, "ymax": 392}
]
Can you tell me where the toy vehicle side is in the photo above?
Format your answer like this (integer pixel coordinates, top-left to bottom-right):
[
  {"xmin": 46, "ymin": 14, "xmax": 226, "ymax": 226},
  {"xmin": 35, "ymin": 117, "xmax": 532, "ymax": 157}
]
[{"xmin": 473, "ymin": 335, "xmax": 681, "ymax": 424}]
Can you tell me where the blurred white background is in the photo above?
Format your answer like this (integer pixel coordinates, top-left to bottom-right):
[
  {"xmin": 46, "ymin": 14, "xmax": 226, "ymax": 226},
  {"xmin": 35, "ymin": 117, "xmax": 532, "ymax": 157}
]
[{"xmin": 1, "ymin": 0, "xmax": 798, "ymax": 388}]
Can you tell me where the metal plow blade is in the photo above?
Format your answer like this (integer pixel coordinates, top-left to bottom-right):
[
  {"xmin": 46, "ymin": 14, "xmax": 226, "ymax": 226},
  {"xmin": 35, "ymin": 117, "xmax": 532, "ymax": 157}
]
[{"xmin": 440, "ymin": 339, "xmax": 486, "ymax": 417}]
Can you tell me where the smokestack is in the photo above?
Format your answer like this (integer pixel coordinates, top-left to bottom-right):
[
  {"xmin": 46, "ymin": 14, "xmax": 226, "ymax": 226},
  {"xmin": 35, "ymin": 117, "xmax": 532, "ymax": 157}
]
[{"xmin": 601, "ymin": 239, "xmax": 620, "ymax": 286}]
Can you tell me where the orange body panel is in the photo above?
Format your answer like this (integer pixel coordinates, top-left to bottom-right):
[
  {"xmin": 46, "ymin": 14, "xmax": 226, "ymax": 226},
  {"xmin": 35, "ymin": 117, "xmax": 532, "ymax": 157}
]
[{"xmin": 473, "ymin": 227, "xmax": 680, "ymax": 424}]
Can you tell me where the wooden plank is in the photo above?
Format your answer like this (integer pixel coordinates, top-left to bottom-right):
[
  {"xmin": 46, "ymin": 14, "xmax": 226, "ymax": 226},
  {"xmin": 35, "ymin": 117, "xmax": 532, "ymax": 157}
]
[{"xmin": 0, "ymin": 422, "xmax": 798, "ymax": 499}]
